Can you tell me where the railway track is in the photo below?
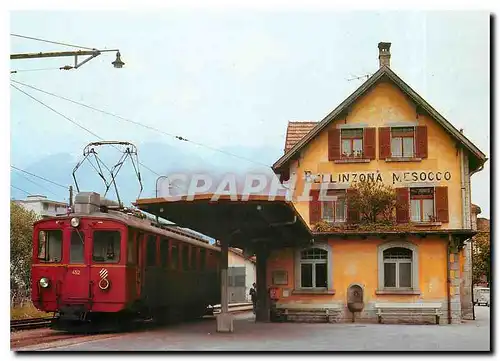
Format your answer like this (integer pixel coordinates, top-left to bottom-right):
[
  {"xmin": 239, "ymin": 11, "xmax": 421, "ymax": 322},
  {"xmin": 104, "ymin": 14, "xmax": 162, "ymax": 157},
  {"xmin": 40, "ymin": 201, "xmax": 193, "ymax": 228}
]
[
  {"xmin": 11, "ymin": 317, "xmax": 55, "ymax": 332},
  {"xmin": 10, "ymin": 303, "xmax": 252, "ymax": 333}
]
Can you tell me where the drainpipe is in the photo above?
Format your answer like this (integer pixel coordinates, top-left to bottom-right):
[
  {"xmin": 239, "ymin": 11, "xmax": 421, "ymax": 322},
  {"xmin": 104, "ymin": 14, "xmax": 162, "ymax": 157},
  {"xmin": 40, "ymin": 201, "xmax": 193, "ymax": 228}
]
[
  {"xmin": 446, "ymin": 234, "xmax": 452, "ymax": 324},
  {"xmin": 471, "ymin": 236, "xmax": 475, "ymax": 320},
  {"xmin": 459, "ymin": 148, "xmax": 466, "ymax": 229},
  {"xmin": 467, "ymin": 161, "xmax": 484, "ymax": 321}
]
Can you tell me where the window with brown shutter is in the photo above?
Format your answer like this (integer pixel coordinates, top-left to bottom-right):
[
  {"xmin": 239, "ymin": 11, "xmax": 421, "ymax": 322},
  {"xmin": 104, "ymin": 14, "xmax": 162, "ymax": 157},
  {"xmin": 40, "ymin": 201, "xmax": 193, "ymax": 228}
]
[
  {"xmin": 346, "ymin": 188, "xmax": 360, "ymax": 223},
  {"xmin": 340, "ymin": 129, "xmax": 363, "ymax": 158},
  {"xmin": 363, "ymin": 127, "xmax": 376, "ymax": 160},
  {"xmin": 410, "ymin": 187, "xmax": 435, "ymax": 222},
  {"xmin": 396, "ymin": 188, "xmax": 410, "ymax": 223},
  {"xmin": 328, "ymin": 129, "xmax": 341, "ymax": 161},
  {"xmin": 435, "ymin": 186, "xmax": 449, "ymax": 223},
  {"xmin": 321, "ymin": 189, "xmax": 346, "ymax": 223},
  {"xmin": 415, "ymin": 126, "xmax": 428, "ymax": 159},
  {"xmin": 390, "ymin": 127, "xmax": 415, "ymax": 158},
  {"xmin": 309, "ymin": 189, "xmax": 321, "ymax": 225},
  {"xmin": 379, "ymin": 127, "xmax": 391, "ymax": 160}
]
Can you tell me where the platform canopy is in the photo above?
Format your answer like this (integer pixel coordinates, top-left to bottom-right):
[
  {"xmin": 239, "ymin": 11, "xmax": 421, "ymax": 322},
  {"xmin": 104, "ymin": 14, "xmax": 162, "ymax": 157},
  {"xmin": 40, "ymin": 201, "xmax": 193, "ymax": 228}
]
[{"xmin": 135, "ymin": 194, "xmax": 313, "ymax": 250}]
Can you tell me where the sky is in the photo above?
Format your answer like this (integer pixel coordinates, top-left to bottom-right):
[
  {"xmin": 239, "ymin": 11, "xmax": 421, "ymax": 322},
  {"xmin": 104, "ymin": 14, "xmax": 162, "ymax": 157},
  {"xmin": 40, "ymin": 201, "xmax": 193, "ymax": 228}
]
[{"xmin": 9, "ymin": 10, "xmax": 490, "ymax": 217}]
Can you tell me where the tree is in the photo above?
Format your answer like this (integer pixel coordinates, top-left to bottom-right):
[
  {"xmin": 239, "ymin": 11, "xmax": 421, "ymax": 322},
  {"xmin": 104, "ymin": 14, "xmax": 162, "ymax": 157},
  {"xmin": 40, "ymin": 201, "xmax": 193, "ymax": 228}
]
[
  {"xmin": 472, "ymin": 231, "xmax": 490, "ymax": 286},
  {"xmin": 10, "ymin": 201, "xmax": 39, "ymax": 304},
  {"xmin": 347, "ymin": 180, "xmax": 397, "ymax": 223}
]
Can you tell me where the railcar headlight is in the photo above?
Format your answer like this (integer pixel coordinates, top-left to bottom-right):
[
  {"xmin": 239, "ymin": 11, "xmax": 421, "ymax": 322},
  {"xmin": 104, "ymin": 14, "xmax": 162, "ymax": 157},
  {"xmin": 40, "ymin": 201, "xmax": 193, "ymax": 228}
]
[
  {"xmin": 70, "ymin": 217, "xmax": 80, "ymax": 227},
  {"xmin": 39, "ymin": 277, "xmax": 50, "ymax": 288}
]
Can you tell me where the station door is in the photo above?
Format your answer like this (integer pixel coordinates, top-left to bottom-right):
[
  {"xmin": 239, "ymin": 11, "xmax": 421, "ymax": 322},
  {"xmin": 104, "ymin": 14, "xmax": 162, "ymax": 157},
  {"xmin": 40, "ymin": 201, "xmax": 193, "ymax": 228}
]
[{"xmin": 228, "ymin": 266, "xmax": 247, "ymax": 303}]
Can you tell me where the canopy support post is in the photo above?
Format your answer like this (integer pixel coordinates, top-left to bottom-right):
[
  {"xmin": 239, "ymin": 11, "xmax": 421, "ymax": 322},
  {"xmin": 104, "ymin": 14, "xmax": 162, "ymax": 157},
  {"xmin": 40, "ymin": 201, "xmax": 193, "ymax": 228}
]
[
  {"xmin": 216, "ymin": 238, "xmax": 234, "ymax": 332},
  {"xmin": 255, "ymin": 244, "xmax": 270, "ymax": 322}
]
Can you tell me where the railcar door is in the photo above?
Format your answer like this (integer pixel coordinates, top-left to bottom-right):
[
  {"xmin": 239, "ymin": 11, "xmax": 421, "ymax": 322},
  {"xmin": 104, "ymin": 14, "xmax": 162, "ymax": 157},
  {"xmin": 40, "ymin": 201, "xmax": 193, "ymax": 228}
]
[
  {"xmin": 135, "ymin": 232, "xmax": 144, "ymax": 298},
  {"xmin": 142, "ymin": 235, "xmax": 158, "ymax": 308},
  {"xmin": 63, "ymin": 227, "xmax": 90, "ymax": 302}
]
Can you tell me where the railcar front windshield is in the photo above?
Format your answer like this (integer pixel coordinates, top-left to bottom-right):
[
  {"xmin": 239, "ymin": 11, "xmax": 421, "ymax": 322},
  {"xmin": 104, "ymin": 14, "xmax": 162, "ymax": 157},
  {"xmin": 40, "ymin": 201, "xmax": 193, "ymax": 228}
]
[
  {"xmin": 38, "ymin": 230, "xmax": 62, "ymax": 263},
  {"xmin": 92, "ymin": 230, "xmax": 121, "ymax": 263}
]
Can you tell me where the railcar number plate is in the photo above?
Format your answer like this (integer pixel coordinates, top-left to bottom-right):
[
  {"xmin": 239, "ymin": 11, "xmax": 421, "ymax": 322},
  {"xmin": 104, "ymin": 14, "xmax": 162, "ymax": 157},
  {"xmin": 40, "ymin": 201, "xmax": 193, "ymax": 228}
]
[{"xmin": 72, "ymin": 269, "xmax": 81, "ymax": 275}]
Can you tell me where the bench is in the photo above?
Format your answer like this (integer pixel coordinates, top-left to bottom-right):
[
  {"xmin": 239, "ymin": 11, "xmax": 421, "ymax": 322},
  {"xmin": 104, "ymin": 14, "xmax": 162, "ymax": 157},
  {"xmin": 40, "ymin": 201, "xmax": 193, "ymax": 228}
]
[
  {"xmin": 273, "ymin": 303, "xmax": 342, "ymax": 323},
  {"xmin": 374, "ymin": 303, "xmax": 443, "ymax": 325}
]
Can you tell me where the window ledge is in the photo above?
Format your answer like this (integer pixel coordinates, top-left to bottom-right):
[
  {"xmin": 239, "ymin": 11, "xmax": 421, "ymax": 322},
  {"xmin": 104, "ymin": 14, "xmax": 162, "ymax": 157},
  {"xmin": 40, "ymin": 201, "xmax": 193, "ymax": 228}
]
[
  {"xmin": 292, "ymin": 289, "xmax": 336, "ymax": 295},
  {"xmin": 375, "ymin": 289, "xmax": 421, "ymax": 295},
  {"xmin": 322, "ymin": 221, "xmax": 346, "ymax": 226},
  {"xmin": 385, "ymin": 157, "xmax": 422, "ymax": 162},
  {"xmin": 412, "ymin": 222, "xmax": 442, "ymax": 227},
  {"xmin": 334, "ymin": 158, "xmax": 371, "ymax": 164}
]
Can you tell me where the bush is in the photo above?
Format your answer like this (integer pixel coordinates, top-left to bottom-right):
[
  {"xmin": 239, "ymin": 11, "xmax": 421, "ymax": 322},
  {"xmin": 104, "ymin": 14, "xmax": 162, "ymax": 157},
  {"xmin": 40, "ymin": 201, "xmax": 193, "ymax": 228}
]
[
  {"xmin": 347, "ymin": 180, "xmax": 397, "ymax": 223},
  {"xmin": 10, "ymin": 201, "xmax": 39, "ymax": 306}
]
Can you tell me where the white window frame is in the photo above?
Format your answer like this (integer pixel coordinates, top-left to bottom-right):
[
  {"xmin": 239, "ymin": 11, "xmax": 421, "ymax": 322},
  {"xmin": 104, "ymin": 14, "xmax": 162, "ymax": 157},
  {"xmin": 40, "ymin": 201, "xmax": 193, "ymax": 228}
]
[
  {"xmin": 378, "ymin": 241, "xmax": 419, "ymax": 291},
  {"xmin": 383, "ymin": 251, "xmax": 412, "ymax": 288},
  {"xmin": 410, "ymin": 187, "xmax": 436, "ymax": 223},
  {"xmin": 341, "ymin": 128, "xmax": 364, "ymax": 158},
  {"xmin": 321, "ymin": 190, "xmax": 346, "ymax": 223},
  {"xmin": 294, "ymin": 243, "xmax": 333, "ymax": 291},
  {"xmin": 390, "ymin": 126, "xmax": 415, "ymax": 158}
]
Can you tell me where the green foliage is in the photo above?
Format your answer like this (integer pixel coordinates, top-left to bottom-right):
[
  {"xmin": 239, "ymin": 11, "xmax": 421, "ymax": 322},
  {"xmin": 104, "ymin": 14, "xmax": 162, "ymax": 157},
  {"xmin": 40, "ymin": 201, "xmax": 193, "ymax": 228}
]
[
  {"xmin": 472, "ymin": 231, "xmax": 490, "ymax": 286},
  {"xmin": 347, "ymin": 180, "xmax": 397, "ymax": 223},
  {"xmin": 10, "ymin": 201, "xmax": 39, "ymax": 303},
  {"xmin": 312, "ymin": 219, "xmax": 440, "ymax": 233}
]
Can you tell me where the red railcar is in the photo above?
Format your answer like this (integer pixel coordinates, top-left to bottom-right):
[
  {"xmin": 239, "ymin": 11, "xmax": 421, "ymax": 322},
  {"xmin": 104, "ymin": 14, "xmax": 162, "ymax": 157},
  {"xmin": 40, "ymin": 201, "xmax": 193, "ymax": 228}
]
[{"xmin": 31, "ymin": 192, "xmax": 221, "ymax": 328}]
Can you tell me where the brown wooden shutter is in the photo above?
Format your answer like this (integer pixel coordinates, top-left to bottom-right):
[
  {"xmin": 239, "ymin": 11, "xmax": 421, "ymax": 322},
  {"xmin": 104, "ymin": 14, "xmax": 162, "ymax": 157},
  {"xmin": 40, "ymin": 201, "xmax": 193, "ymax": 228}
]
[
  {"xmin": 309, "ymin": 189, "xmax": 321, "ymax": 225},
  {"xmin": 346, "ymin": 189, "xmax": 360, "ymax": 223},
  {"xmin": 435, "ymin": 186, "xmax": 449, "ymax": 223},
  {"xmin": 328, "ymin": 129, "xmax": 341, "ymax": 161},
  {"xmin": 396, "ymin": 187, "xmax": 409, "ymax": 223},
  {"xmin": 379, "ymin": 127, "xmax": 391, "ymax": 160},
  {"xmin": 363, "ymin": 127, "xmax": 376, "ymax": 160},
  {"xmin": 415, "ymin": 126, "xmax": 428, "ymax": 158}
]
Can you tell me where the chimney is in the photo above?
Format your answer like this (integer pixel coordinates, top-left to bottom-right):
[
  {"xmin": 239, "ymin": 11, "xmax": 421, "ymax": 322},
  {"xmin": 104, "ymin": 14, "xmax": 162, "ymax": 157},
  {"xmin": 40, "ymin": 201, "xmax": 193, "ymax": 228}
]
[{"xmin": 378, "ymin": 42, "xmax": 391, "ymax": 68}]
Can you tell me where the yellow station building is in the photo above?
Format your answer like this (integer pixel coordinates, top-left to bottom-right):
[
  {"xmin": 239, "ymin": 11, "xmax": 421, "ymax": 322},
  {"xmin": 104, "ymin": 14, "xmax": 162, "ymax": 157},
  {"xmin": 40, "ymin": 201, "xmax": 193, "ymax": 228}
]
[{"xmin": 268, "ymin": 43, "xmax": 487, "ymax": 324}]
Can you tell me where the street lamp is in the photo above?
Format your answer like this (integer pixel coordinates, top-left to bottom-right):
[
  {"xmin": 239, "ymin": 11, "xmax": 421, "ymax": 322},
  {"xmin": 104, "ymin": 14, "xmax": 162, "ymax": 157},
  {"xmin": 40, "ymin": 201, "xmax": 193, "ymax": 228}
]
[
  {"xmin": 112, "ymin": 51, "xmax": 125, "ymax": 68},
  {"xmin": 10, "ymin": 48, "xmax": 125, "ymax": 71}
]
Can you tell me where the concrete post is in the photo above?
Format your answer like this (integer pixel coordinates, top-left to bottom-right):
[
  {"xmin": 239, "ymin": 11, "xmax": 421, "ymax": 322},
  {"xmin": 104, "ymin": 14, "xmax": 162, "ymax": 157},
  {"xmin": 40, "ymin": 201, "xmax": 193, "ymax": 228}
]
[
  {"xmin": 255, "ymin": 245, "xmax": 270, "ymax": 322},
  {"xmin": 216, "ymin": 239, "xmax": 234, "ymax": 332}
]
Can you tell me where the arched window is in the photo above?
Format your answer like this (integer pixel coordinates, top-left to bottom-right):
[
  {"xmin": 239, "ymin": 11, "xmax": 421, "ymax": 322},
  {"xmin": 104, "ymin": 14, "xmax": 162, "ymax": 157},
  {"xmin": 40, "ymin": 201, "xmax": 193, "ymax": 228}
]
[
  {"xmin": 294, "ymin": 245, "xmax": 333, "ymax": 291},
  {"xmin": 383, "ymin": 247, "xmax": 412, "ymax": 288},
  {"xmin": 378, "ymin": 242, "xmax": 419, "ymax": 292}
]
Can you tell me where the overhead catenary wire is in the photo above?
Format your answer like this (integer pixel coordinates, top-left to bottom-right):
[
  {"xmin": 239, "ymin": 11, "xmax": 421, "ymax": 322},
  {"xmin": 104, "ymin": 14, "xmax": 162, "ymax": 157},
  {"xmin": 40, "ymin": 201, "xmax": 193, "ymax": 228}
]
[
  {"xmin": 11, "ymin": 169, "xmax": 62, "ymax": 198},
  {"xmin": 10, "ymin": 165, "xmax": 68, "ymax": 189},
  {"xmin": 10, "ymin": 79, "xmax": 271, "ymax": 169},
  {"xmin": 10, "ymin": 33, "xmax": 95, "ymax": 50},
  {"xmin": 11, "ymin": 185, "xmax": 31, "ymax": 196},
  {"xmin": 10, "ymin": 84, "xmax": 172, "ymax": 189}
]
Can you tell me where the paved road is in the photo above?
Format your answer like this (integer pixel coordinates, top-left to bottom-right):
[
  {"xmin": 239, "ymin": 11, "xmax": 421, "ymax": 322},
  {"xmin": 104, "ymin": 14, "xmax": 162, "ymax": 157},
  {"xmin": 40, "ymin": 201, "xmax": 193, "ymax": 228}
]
[{"xmin": 36, "ymin": 306, "xmax": 490, "ymax": 351}]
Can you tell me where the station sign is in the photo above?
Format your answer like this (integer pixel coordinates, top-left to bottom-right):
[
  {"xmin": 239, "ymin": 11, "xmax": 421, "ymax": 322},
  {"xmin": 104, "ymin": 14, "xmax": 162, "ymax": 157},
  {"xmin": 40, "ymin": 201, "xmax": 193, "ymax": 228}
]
[{"xmin": 304, "ymin": 170, "xmax": 452, "ymax": 185}]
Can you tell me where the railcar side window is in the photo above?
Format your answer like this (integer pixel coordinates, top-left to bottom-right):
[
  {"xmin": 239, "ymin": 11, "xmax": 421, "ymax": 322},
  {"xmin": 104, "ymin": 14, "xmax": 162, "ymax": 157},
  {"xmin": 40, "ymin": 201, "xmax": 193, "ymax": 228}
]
[
  {"xmin": 190, "ymin": 246, "xmax": 197, "ymax": 270},
  {"xmin": 70, "ymin": 230, "xmax": 85, "ymax": 264},
  {"xmin": 93, "ymin": 231, "xmax": 121, "ymax": 263},
  {"xmin": 146, "ymin": 235, "xmax": 157, "ymax": 266},
  {"xmin": 171, "ymin": 243, "xmax": 179, "ymax": 270},
  {"xmin": 38, "ymin": 230, "xmax": 62, "ymax": 262},
  {"xmin": 182, "ymin": 245, "xmax": 189, "ymax": 271},
  {"xmin": 160, "ymin": 238, "xmax": 169, "ymax": 268},
  {"xmin": 200, "ymin": 248, "xmax": 206, "ymax": 270}
]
